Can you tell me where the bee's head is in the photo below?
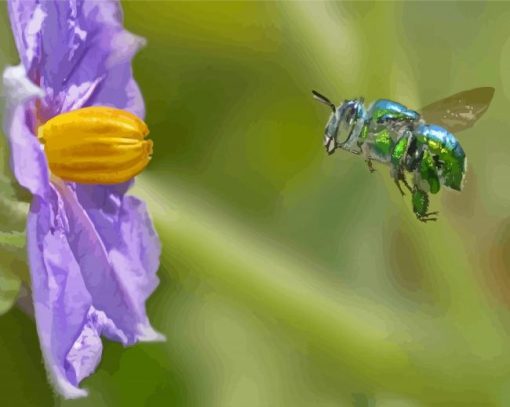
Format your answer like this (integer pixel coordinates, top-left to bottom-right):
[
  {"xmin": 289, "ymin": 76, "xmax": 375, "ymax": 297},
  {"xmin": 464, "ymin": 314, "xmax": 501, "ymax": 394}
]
[{"xmin": 312, "ymin": 90, "xmax": 363, "ymax": 155}]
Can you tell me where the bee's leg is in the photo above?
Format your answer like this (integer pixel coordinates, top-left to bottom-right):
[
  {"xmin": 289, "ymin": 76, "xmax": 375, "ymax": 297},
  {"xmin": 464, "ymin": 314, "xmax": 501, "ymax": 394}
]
[
  {"xmin": 361, "ymin": 144, "xmax": 376, "ymax": 173},
  {"xmin": 418, "ymin": 213, "xmax": 438, "ymax": 222},
  {"xmin": 390, "ymin": 164, "xmax": 408, "ymax": 196},
  {"xmin": 400, "ymin": 172, "xmax": 413, "ymax": 193},
  {"xmin": 394, "ymin": 179, "xmax": 405, "ymax": 196},
  {"xmin": 412, "ymin": 186, "xmax": 438, "ymax": 222},
  {"xmin": 366, "ymin": 159, "xmax": 376, "ymax": 173}
]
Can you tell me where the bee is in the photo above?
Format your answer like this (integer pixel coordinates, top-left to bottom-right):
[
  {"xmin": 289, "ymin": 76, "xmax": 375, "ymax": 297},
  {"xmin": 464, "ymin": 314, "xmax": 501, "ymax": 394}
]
[{"xmin": 312, "ymin": 87, "xmax": 495, "ymax": 222}]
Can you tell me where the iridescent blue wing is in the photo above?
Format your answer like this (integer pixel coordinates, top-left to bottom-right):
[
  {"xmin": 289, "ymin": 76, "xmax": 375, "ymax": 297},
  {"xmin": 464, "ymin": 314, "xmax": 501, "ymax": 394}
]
[{"xmin": 419, "ymin": 87, "xmax": 495, "ymax": 133}]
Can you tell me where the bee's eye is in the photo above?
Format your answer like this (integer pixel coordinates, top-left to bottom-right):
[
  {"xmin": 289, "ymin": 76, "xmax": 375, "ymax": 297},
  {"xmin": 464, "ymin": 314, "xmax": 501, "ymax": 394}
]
[{"xmin": 348, "ymin": 109, "xmax": 355, "ymax": 124}]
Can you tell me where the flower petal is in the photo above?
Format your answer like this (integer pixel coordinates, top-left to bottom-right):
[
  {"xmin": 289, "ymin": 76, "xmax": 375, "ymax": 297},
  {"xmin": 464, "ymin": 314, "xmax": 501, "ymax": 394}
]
[
  {"xmin": 5, "ymin": 104, "xmax": 50, "ymax": 198},
  {"xmin": 7, "ymin": 1, "xmax": 44, "ymax": 75},
  {"xmin": 27, "ymin": 190, "xmax": 93, "ymax": 398},
  {"xmin": 117, "ymin": 196, "xmax": 162, "ymax": 297},
  {"xmin": 8, "ymin": 0, "xmax": 146, "ymax": 120},
  {"xmin": 2, "ymin": 64, "xmax": 49, "ymax": 198},
  {"xmin": 65, "ymin": 307, "xmax": 127, "ymax": 385},
  {"xmin": 28, "ymin": 181, "xmax": 158, "ymax": 399},
  {"xmin": 53, "ymin": 179, "xmax": 162, "ymax": 343},
  {"xmin": 75, "ymin": 184, "xmax": 161, "ymax": 306},
  {"xmin": 87, "ymin": 35, "xmax": 146, "ymax": 117}
]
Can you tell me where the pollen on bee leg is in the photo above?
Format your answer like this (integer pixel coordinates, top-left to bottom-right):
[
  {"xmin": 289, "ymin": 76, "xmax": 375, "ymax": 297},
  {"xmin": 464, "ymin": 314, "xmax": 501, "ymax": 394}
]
[{"xmin": 37, "ymin": 106, "xmax": 153, "ymax": 184}]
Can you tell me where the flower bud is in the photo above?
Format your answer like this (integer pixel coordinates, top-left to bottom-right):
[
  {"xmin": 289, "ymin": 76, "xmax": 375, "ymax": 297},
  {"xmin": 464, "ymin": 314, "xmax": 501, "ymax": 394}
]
[{"xmin": 38, "ymin": 106, "xmax": 152, "ymax": 184}]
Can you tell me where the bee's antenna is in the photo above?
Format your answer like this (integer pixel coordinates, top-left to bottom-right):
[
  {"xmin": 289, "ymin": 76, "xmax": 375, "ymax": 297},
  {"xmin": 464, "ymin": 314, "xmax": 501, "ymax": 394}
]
[{"xmin": 312, "ymin": 90, "xmax": 336, "ymax": 113}]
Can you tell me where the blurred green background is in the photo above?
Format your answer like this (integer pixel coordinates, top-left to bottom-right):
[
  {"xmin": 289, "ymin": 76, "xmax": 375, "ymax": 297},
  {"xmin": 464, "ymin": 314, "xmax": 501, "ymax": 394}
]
[{"xmin": 3, "ymin": 1, "xmax": 510, "ymax": 405}]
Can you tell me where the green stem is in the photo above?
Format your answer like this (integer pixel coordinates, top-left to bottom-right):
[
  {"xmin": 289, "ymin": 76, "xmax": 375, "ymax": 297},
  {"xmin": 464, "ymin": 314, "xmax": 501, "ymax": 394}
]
[
  {"xmin": 0, "ymin": 230, "xmax": 30, "ymax": 285},
  {"xmin": 134, "ymin": 177, "xmax": 503, "ymax": 404},
  {"xmin": 0, "ymin": 230, "xmax": 26, "ymax": 252}
]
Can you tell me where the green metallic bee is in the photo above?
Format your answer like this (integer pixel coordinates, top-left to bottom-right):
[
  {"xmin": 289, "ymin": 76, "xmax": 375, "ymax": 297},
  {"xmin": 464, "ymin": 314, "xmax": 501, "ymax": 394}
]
[{"xmin": 313, "ymin": 87, "xmax": 495, "ymax": 222}]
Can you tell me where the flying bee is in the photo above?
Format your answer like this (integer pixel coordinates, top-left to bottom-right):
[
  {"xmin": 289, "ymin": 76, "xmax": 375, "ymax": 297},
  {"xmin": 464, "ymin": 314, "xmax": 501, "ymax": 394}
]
[{"xmin": 312, "ymin": 87, "xmax": 495, "ymax": 222}]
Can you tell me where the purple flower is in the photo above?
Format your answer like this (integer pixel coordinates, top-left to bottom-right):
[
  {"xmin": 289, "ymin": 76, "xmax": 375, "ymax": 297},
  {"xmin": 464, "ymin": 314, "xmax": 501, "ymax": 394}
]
[{"xmin": 2, "ymin": 0, "xmax": 163, "ymax": 398}]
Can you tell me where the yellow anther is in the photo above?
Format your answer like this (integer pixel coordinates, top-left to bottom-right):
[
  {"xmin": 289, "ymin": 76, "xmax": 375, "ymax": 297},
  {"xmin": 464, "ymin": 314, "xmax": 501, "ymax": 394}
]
[{"xmin": 37, "ymin": 106, "xmax": 152, "ymax": 184}]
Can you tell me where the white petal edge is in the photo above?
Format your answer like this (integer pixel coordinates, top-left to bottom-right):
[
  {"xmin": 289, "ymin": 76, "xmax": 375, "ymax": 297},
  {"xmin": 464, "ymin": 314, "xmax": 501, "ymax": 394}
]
[
  {"xmin": 2, "ymin": 64, "xmax": 44, "ymax": 132},
  {"xmin": 136, "ymin": 322, "xmax": 166, "ymax": 342},
  {"xmin": 2, "ymin": 64, "xmax": 44, "ymax": 107},
  {"xmin": 105, "ymin": 31, "xmax": 147, "ymax": 70}
]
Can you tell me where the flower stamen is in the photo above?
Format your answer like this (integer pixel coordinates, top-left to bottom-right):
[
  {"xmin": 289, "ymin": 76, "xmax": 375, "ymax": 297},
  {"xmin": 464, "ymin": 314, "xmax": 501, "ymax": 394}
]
[{"xmin": 37, "ymin": 106, "xmax": 153, "ymax": 184}]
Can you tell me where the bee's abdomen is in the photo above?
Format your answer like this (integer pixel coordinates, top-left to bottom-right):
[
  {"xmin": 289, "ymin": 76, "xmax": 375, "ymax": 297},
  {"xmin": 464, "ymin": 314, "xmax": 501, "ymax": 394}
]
[{"xmin": 415, "ymin": 124, "xmax": 466, "ymax": 191}]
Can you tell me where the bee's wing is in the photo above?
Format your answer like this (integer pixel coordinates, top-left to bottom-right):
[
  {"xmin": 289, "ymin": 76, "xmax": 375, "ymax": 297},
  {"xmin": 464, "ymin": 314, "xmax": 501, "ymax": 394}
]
[{"xmin": 419, "ymin": 87, "xmax": 495, "ymax": 133}]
